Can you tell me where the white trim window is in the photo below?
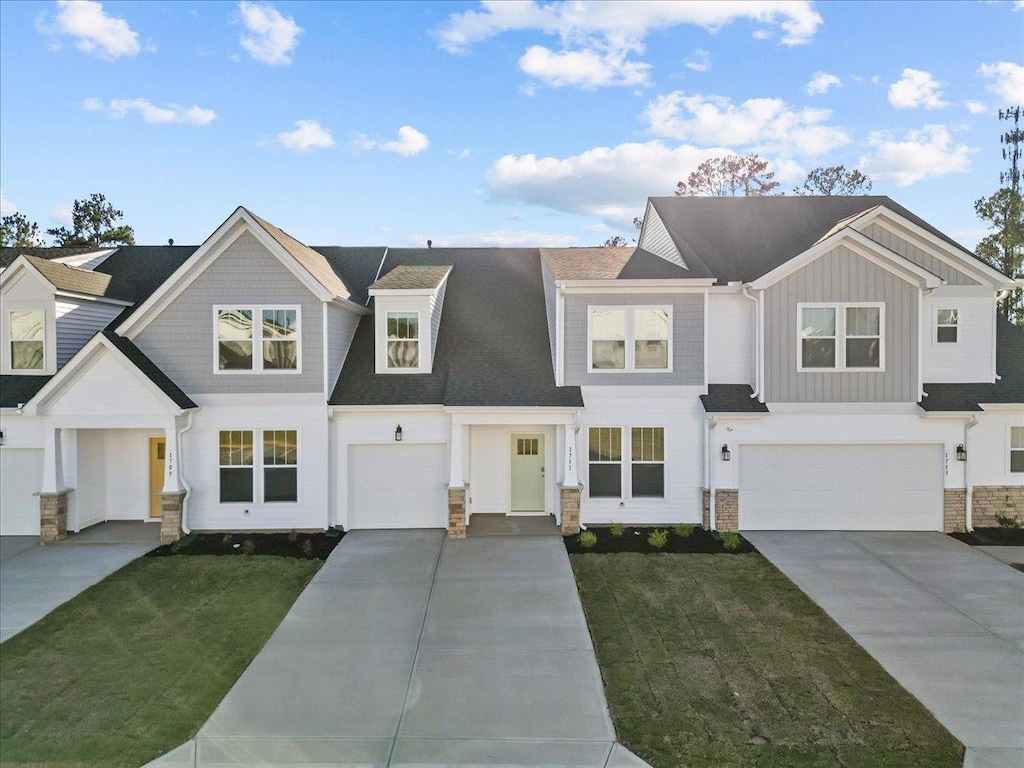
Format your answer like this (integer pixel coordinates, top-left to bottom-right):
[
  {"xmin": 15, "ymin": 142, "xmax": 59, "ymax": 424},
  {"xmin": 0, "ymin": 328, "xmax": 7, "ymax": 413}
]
[
  {"xmin": 216, "ymin": 306, "xmax": 300, "ymax": 373},
  {"xmin": 588, "ymin": 306, "xmax": 672, "ymax": 372},
  {"xmin": 9, "ymin": 309, "xmax": 45, "ymax": 371},
  {"xmin": 798, "ymin": 303, "xmax": 884, "ymax": 371},
  {"xmin": 1011, "ymin": 426, "xmax": 1024, "ymax": 474},
  {"xmin": 263, "ymin": 430, "xmax": 298, "ymax": 502},
  {"xmin": 219, "ymin": 430, "xmax": 254, "ymax": 503},
  {"xmin": 631, "ymin": 427, "xmax": 665, "ymax": 498},
  {"xmin": 936, "ymin": 308, "xmax": 958, "ymax": 344},
  {"xmin": 588, "ymin": 427, "xmax": 622, "ymax": 498},
  {"xmin": 386, "ymin": 311, "xmax": 420, "ymax": 369}
]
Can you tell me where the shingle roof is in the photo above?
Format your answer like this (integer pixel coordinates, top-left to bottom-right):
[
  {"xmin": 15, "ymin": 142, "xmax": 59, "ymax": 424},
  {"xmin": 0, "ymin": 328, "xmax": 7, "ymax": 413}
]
[
  {"xmin": 700, "ymin": 384, "xmax": 770, "ymax": 413},
  {"xmin": 102, "ymin": 331, "xmax": 196, "ymax": 409},
  {"xmin": 648, "ymin": 196, "xmax": 995, "ymax": 285},
  {"xmin": 539, "ymin": 247, "xmax": 704, "ymax": 280},
  {"xmin": 330, "ymin": 247, "xmax": 583, "ymax": 408},
  {"xmin": 24, "ymin": 256, "xmax": 121, "ymax": 299},
  {"xmin": 0, "ymin": 375, "xmax": 52, "ymax": 408},
  {"xmin": 369, "ymin": 265, "xmax": 451, "ymax": 291},
  {"xmin": 921, "ymin": 318, "xmax": 1024, "ymax": 410},
  {"xmin": 246, "ymin": 209, "xmax": 352, "ymax": 300},
  {"xmin": 1, "ymin": 246, "xmax": 101, "ymax": 268}
]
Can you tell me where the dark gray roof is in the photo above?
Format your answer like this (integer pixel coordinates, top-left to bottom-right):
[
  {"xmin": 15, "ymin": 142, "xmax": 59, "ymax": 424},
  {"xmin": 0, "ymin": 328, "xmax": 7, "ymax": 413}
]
[
  {"xmin": 312, "ymin": 247, "xmax": 388, "ymax": 306},
  {"xmin": 369, "ymin": 265, "xmax": 451, "ymax": 291},
  {"xmin": 0, "ymin": 375, "xmax": 52, "ymax": 408},
  {"xmin": 246, "ymin": 209, "xmax": 352, "ymax": 300},
  {"xmin": 0, "ymin": 246, "xmax": 101, "ymax": 268},
  {"xmin": 102, "ymin": 331, "xmax": 196, "ymax": 409},
  {"xmin": 700, "ymin": 384, "xmax": 769, "ymax": 413},
  {"xmin": 24, "ymin": 256, "xmax": 123, "ymax": 300},
  {"xmin": 921, "ymin": 319, "xmax": 1024, "ymax": 410},
  {"xmin": 330, "ymin": 248, "xmax": 583, "ymax": 408},
  {"xmin": 648, "ymin": 196, "xmax": 994, "ymax": 285},
  {"xmin": 540, "ymin": 247, "xmax": 703, "ymax": 280},
  {"xmin": 92, "ymin": 245, "xmax": 197, "ymax": 306}
]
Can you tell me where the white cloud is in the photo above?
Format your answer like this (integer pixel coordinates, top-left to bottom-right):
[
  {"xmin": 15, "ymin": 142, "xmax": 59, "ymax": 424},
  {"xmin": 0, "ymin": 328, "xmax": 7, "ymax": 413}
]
[
  {"xmin": 978, "ymin": 62, "xmax": 1024, "ymax": 104},
  {"xmin": 888, "ymin": 68, "xmax": 949, "ymax": 109},
  {"xmin": 486, "ymin": 140, "xmax": 739, "ymax": 228},
  {"xmin": 642, "ymin": 91, "xmax": 850, "ymax": 157},
  {"xmin": 37, "ymin": 0, "xmax": 141, "ymax": 59},
  {"xmin": 447, "ymin": 147, "xmax": 473, "ymax": 160},
  {"xmin": 1015, "ymin": 1, "xmax": 1024, "ymax": 10},
  {"xmin": 0, "ymin": 190, "xmax": 17, "ymax": 217},
  {"xmin": 403, "ymin": 230, "xmax": 578, "ymax": 248},
  {"xmin": 952, "ymin": 227, "xmax": 994, "ymax": 250},
  {"xmin": 859, "ymin": 125, "xmax": 975, "ymax": 186},
  {"xmin": 50, "ymin": 204, "xmax": 73, "ymax": 226},
  {"xmin": 518, "ymin": 45, "xmax": 650, "ymax": 88},
  {"xmin": 806, "ymin": 71, "xmax": 841, "ymax": 95},
  {"xmin": 966, "ymin": 100, "xmax": 988, "ymax": 115},
  {"xmin": 83, "ymin": 97, "xmax": 216, "ymax": 125},
  {"xmin": 237, "ymin": 1, "xmax": 302, "ymax": 65},
  {"xmin": 352, "ymin": 126, "xmax": 430, "ymax": 157},
  {"xmin": 276, "ymin": 119, "xmax": 334, "ymax": 151},
  {"xmin": 683, "ymin": 47, "xmax": 711, "ymax": 73}
]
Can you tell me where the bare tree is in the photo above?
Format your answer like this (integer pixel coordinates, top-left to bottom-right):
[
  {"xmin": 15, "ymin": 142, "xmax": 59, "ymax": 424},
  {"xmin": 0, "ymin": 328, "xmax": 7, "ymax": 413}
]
[
  {"xmin": 676, "ymin": 154, "xmax": 781, "ymax": 197},
  {"xmin": 793, "ymin": 165, "xmax": 873, "ymax": 196}
]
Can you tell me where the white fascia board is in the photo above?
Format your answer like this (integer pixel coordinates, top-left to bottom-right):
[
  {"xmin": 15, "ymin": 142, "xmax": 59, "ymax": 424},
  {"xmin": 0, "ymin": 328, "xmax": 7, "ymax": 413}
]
[
  {"xmin": 54, "ymin": 290, "xmax": 134, "ymax": 307},
  {"xmin": 0, "ymin": 256, "xmax": 55, "ymax": 293},
  {"xmin": 855, "ymin": 207, "xmax": 1014, "ymax": 287},
  {"xmin": 328, "ymin": 296, "xmax": 372, "ymax": 315},
  {"xmin": 367, "ymin": 287, "xmax": 438, "ymax": 297},
  {"xmin": 329, "ymin": 404, "xmax": 446, "ymax": 413},
  {"xmin": 636, "ymin": 199, "xmax": 654, "ymax": 246},
  {"xmin": 750, "ymin": 228, "xmax": 942, "ymax": 290},
  {"xmin": 703, "ymin": 412, "xmax": 768, "ymax": 420},
  {"xmin": 559, "ymin": 279, "xmax": 716, "ymax": 293},
  {"xmin": 446, "ymin": 408, "xmax": 578, "ymax": 426},
  {"xmin": 918, "ymin": 409, "xmax": 983, "ymax": 419},
  {"xmin": 979, "ymin": 402, "xmax": 1024, "ymax": 412}
]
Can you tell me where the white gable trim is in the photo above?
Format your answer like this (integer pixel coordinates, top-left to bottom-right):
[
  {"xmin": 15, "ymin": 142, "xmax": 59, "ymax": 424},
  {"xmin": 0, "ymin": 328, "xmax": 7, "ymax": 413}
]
[
  {"xmin": 749, "ymin": 228, "xmax": 944, "ymax": 290},
  {"xmin": 0, "ymin": 256, "xmax": 58, "ymax": 294},
  {"xmin": 51, "ymin": 249, "xmax": 117, "ymax": 269},
  {"xmin": 853, "ymin": 207, "xmax": 1013, "ymax": 288},
  {"xmin": 637, "ymin": 201, "xmax": 687, "ymax": 268},
  {"xmin": 25, "ymin": 333, "xmax": 188, "ymax": 416},
  {"xmin": 116, "ymin": 208, "xmax": 335, "ymax": 339}
]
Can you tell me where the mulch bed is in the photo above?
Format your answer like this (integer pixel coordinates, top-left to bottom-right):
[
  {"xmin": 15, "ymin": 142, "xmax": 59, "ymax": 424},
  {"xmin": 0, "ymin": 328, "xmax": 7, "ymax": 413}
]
[
  {"xmin": 146, "ymin": 530, "xmax": 344, "ymax": 559},
  {"xmin": 563, "ymin": 525, "xmax": 755, "ymax": 555},
  {"xmin": 949, "ymin": 527, "xmax": 1024, "ymax": 547}
]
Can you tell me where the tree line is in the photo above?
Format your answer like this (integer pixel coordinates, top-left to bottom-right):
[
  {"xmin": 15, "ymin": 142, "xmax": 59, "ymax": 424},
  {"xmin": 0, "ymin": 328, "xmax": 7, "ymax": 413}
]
[{"xmin": 1, "ymin": 193, "xmax": 135, "ymax": 249}]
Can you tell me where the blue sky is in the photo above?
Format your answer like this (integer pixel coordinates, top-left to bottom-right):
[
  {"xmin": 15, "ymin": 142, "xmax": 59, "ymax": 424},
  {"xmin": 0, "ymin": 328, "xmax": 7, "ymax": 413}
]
[{"xmin": 1, "ymin": 0, "xmax": 1022, "ymax": 249}]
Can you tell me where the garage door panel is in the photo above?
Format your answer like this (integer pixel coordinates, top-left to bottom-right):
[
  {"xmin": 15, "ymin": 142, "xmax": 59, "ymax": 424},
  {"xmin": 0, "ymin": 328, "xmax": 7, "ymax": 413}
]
[
  {"xmin": 1, "ymin": 448, "xmax": 43, "ymax": 536},
  {"xmin": 348, "ymin": 444, "xmax": 447, "ymax": 530},
  {"xmin": 739, "ymin": 444, "xmax": 941, "ymax": 531}
]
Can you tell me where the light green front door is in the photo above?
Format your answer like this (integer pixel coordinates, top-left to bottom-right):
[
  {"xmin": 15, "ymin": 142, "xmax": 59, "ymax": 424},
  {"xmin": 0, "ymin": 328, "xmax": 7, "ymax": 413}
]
[{"xmin": 510, "ymin": 433, "xmax": 545, "ymax": 513}]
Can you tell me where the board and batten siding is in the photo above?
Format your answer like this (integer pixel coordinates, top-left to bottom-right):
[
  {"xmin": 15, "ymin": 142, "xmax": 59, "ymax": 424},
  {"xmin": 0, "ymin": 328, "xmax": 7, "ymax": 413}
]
[
  {"xmin": 764, "ymin": 244, "xmax": 918, "ymax": 402},
  {"xmin": 134, "ymin": 230, "xmax": 324, "ymax": 394},
  {"xmin": 541, "ymin": 259, "xmax": 558, "ymax": 374},
  {"xmin": 325, "ymin": 303, "xmax": 360, "ymax": 394},
  {"xmin": 429, "ymin": 277, "xmax": 448, "ymax": 365},
  {"xmin": 56, "ymin": 300, "xmax": 122, "ymax": 367},
  {"xmin": 563, "ymin": 292, "xmax": 704, "ymax": 386},
  {"xmin": 861, "ymin": 222, "xmax": 978, "ymax": 286}
]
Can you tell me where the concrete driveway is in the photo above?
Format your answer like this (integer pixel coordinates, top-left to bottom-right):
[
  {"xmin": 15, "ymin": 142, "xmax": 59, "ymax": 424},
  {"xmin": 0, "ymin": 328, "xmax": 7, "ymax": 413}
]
[
  {"xmin": 747, "ymin": 531, "xmax": 1024, "ymax": 768},
  {"xmin": 0, "ymin": 521, "xmax": 160, "ymax": 643},
  {"xmin": 177, "ymin": 530, "xmax": 646, "ymax": 767}
]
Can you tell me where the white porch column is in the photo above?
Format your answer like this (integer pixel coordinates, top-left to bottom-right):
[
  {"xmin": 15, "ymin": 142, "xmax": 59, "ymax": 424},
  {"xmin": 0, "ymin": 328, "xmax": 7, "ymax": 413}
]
[
  {"xmin": 161, "ymin": 421, "xmax": 184, "ymax": 493},
  {"xmin": 561, "ymin": 423, "xmax": 579, "ymax": 488},
  {"xmin": 449, "ymin": 421, "xmax": 465, "ymax": 488},
  {"xmin": 40, "ymin": 426, "xmax": 65, "ymax": 494},
  {"xmin": 447, "ymin": 420, "xmax": 468, "ymax": 538}
]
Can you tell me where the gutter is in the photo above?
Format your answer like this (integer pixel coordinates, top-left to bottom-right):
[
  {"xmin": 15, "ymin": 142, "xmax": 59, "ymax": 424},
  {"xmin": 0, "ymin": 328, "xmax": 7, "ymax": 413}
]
[
  {"xmin": 964, "ymin": 415, "xmax": 979, "ymax": 533},
  {"xmin": 706, "ymin": 415, "xmax": 718, "ymax": 530},
  {"xmin": 178, "ymin": 412, "xmax": 195, "ymax": 535}
]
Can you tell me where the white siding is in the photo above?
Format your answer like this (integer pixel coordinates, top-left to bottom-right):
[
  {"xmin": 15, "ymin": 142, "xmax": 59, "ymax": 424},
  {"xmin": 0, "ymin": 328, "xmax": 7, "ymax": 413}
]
[
  {"xmin": 56, "ymin": 300, "xmax": 123, "ymax": 367},
  {"xmin": 75, "ymin": 429, "xmax": 107, "ymax": 529},
  {"xmin": 638, "ymin": 204, "xmax": 685, "ymax": 268},
  {"xmin": 45, "ymin": 349, "xmax": 171, "ymax": 417},
  {"xmin": 1, "ymin": 266, "xmax": 57, "ymax": 376},
  {"xmin": 970, "ymin": 412, "xmax": 1024, "ymax": 487},
  {"xmin": 467, "ymin": 425, "xmax": 556, "ymax": 517},
  {"xmin": 429, "ymin": 278, "xmax": 448, "ymax": 365},
  {"xmin": 708, "ymin": 292, "xmax": 752, "ymax": 384},
  {"xmin": 0, "ymin": 448, "xmax": 43, "ymax": 535},
  {"xmin": 104, "ymin": 429, "xmax": 161, "ymax": 520},
  {"xmin": 541, "ymin": 258, "xmax": 558, "ymax": 374},
  {"xmin": 922, "ymin": 292, "xmax": 996, "ymax": 383},
  {"xmin": 325, "ymin": 303, "xmax": 361, "ymax": 394}
]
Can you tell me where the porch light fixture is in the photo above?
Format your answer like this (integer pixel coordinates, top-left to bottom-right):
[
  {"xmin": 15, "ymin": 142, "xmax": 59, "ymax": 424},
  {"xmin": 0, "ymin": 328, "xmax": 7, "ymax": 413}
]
[
  {"xmin": 721, "ymin": 444, "xmax": 731, "ymax": 462},
  {"xmin": 395, "ymin": 425, "xmax": 403, "ymax": 442},
  {"xmin": 0, "ymin": 430, "xmax": 4, "ymax": 446},
  {"xmin": 956, "ymin": 444, "xmax": 967, "ymax": 462}
]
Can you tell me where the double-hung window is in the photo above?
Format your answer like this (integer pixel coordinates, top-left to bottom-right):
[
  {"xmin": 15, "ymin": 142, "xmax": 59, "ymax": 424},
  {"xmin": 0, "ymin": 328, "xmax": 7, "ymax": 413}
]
[
  {"xmin": 589, "ymin": 306, "xmax": 671, "ymax": 372},
  {"xmin": 588, "ymin": 426, "xmax": 666, "ymax": 499},
  {"xmin": 631, "ymin": 427, "xmax": 665, "ymax": 498},
  {"xmin": 219, "ymin": 429, "xmax": 299, "ymax": 503},
  {"xmin": 936, "ymin": 309, "xmax": 958, "ymax": 344},
  {"xmin": 263, "ymin": 430, "xmax": 298, "ymax": 502},
  {"xmin": 798, "ymin": 303, "xmax": 883, "ymax": 371},
  {"xmin": 216, "ymin": 306, "xmax": 299, "ymax": 372},
  {"xmin": 1011, "ymin": 426, "xmax": 1024, "ymax": 474},
  {"xmin": 588, "ymin": 427, "xmax": 622, "ymax": 498},
  {"xmin": 9, "ymin": 309, "xmax": 44, "ymax": 370},
  {"xmin": 386, "ymin": 311, "xmax": 419, "ymax": 368},
  {"xmin": 219, "ymin": 430, "xmax": 254, "ymax": 502}
]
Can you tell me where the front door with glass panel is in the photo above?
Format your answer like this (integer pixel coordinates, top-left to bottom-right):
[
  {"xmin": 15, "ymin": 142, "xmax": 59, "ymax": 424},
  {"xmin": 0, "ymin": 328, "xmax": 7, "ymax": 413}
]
[
  {"xmin": 510, "ymin": 433, "xmax": 545, "ymax": 514},
  {"xmin": 149, "ymin": 438, "xmax": 166, "ymax": 518}
]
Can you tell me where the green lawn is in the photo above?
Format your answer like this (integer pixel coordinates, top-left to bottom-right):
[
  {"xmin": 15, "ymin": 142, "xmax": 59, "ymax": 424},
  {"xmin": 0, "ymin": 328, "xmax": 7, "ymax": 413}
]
[
  {"xmin": 0, "ymin": 556, "xmax": 320, "ymax": 767},
  {"xmin": 571, "ymin": 553, "xmax": 963, "ymax": 768}
]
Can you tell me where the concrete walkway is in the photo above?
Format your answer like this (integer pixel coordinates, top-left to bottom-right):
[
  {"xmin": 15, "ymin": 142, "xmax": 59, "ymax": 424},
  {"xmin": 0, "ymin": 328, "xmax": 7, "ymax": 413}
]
[
  {"xmin": 0, "ymin": 521, "xmax": 160, "ymax": 643},
  {"xmin": 747, "ymin": 531, "xmax": 1024, "ymax": 768},
  {"xmin": 169, "ymin": 530, "xmax": 647, "ymax": 767}
]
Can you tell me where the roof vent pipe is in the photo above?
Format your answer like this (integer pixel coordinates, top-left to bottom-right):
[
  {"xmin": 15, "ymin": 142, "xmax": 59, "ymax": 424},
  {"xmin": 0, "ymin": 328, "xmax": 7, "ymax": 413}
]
[
  {"xmin": 168, "ymin": 238, "xmax": 174, "ymax": 246},
  {"xmin": 427, "ymin": 239, "xmax": 432, "ymax": 249}
]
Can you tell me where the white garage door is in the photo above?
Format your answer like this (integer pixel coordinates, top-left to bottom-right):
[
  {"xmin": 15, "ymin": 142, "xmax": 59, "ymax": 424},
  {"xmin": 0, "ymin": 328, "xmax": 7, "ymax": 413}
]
[
  {"xmin": 739, "ymin": 444, "xmax": 942, "ymax": 531},
  {"xmin": 348, "ymin": 444, "xmax": 448, "ymax": 529},
  {"xmin": 1, "ymin": 448, "xmax": 43, "ymax": 536}
]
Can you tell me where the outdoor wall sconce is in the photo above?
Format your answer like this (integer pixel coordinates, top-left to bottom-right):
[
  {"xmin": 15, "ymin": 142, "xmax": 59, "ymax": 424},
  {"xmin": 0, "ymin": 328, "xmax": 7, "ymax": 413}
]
[
  {"xmin": 956, "ymin": 444, "xmax": 967, "ymax": 461},
  {"xmin": 721, "ymin": 444, "xmax": 731, "ymax": 461},
  {"xmin": 0, "ymin": 430, "xmax": 4, "ymax": 446},
  {"xmin": 395, "ymin": 425, "xmax": 403, "ymax": 442}
]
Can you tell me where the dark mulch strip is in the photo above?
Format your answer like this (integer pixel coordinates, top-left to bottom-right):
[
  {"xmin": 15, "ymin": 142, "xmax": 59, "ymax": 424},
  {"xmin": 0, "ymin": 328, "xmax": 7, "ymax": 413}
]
[
  {"xmin": 146, "ymin": 530, "xmax": 344, "ymax": 559},
  {"xmin": 563, "ymin": 525, "xmax": 755, "ymax": 555},
  {"xmin": 949, "ymin": 527, "xmax": 1024, "ymax": 546}
]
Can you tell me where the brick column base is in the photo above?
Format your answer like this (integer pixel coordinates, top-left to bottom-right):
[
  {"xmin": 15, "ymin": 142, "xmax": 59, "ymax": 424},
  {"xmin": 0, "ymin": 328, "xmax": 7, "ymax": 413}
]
[
  {"xmin": 39, "ymin": 491, "xmax": 69, "ymax": 544},
  {"xmin": 560, "ymin": 486, "xmax": 581, "ymax": 535},
  {"xmin": 159, "ymin": 492, "xmax": 186, "ymax": 544},
  {"xmin": 971, "ymin": 486, "xmax": 1024, "ymax": 527},
  {"xmin": 714, "ymin": 489, "xmax": 739, "ymax": 532},
  {"xmin": 447, "ymin": 487, "xmax": 467, "ymax": 539},
  {"xmin": 943, "ymin": 489, "xmax": 966, "ymax": 533}
]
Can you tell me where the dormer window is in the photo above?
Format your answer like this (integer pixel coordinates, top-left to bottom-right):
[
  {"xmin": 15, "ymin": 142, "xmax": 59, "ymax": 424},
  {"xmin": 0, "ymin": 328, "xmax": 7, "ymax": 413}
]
[
  {"xmin": 386, "ymin": 311, "xmax": 420, "ymax": 369},
  {"xmin": 9, "ymin": 310, "xmax": 45, "ymax": 370},
  {"xmin": 215, "ymin": 306, "xmax": 300, "ymax": 373}
]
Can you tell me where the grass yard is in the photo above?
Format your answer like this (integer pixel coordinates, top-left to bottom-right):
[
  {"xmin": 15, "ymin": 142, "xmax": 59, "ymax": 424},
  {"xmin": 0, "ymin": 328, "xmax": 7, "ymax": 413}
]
[
  {"xmin": 571, "ymin": 553, "xmax": 963, "ymax": 768},
  {"xmin": 0, "ymin": 555, "xmax": 320, "ymax": 767}
]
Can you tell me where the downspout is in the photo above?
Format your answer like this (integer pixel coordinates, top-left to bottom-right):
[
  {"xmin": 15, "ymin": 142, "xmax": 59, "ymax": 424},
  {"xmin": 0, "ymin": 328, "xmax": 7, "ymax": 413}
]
[
  {"xmin": 178, "ymin": 411, "xmax": 195, "ymax": 535},
  {"xmin": 574, "ymin": 410, "xmax": 586, "ymax": 531},
  {"xmin": 964, "ymin": 415, "xmax": 979, "ymax": 533},
  {"xmin": 741, "ymin": 288, "xmax": 760, "ymax": 399},
  {"xmin": 707, "ymin": 416, "xmax": 718, "ymax": 530}
]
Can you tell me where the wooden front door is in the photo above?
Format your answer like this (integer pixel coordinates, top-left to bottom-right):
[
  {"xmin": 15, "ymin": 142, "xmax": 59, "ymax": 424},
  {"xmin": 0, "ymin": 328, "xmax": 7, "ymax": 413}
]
[{"xmin": 149, "ymin": 438, "xmax": 166, "ymax": 518}]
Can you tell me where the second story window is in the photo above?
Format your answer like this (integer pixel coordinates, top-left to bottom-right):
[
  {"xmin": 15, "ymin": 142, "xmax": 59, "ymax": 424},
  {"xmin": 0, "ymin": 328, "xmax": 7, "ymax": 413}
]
[
  {"xmin": 386, "ymin": 311, "xmax": 419, "ymax": 369},
  {"xmin": 589, "ymin": 306, "xmax": 672, "ymax": 372},
  {"xmin": 216, "ymin": 306, "xmax": 299, "ymax": 373},
  {"xmin": 936, "ymin": 309, "xmax": 958, "ymax": 343},
  {"xmin": 799, "ymin": 303, "xmax": 883, "ymax": 372},
  {"xmin": 9, "ymin": 309, "xmax": 45, "ymax": 370}
]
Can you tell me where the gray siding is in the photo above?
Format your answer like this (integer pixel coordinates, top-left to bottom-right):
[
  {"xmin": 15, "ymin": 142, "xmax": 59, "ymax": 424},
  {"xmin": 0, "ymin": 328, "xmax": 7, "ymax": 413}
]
[
  {"xmin": 135, "ymin": 230, "xmax": 324, "ymax": 394},
  {"xmin": 325, "ymin": 303, "xmax": 360, "ymax": 394},
  {"xmin": 541, "ymin": 259, "xmax": 558, "ymax": 373},
  {"xmin": 429, "ymin": 277, "xmax": 448, "ymax": 365},
  {"xmin": 55, "ymin": 300, "xmax": 122, "ymax": 367},
  {"xmin": 862, "ymin": 222, "xmax": 979, "ymax": 285},
  {"xmin": 563, "ymin": 292, "xmax": 704, "ymax": 386},
  {"xmin": 764, "ymin": 244, "xmax": 918, "ymax": 402},
  {"xmin": 638, "ymin": 204, "xmax": 685, "ymax": 267}
]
